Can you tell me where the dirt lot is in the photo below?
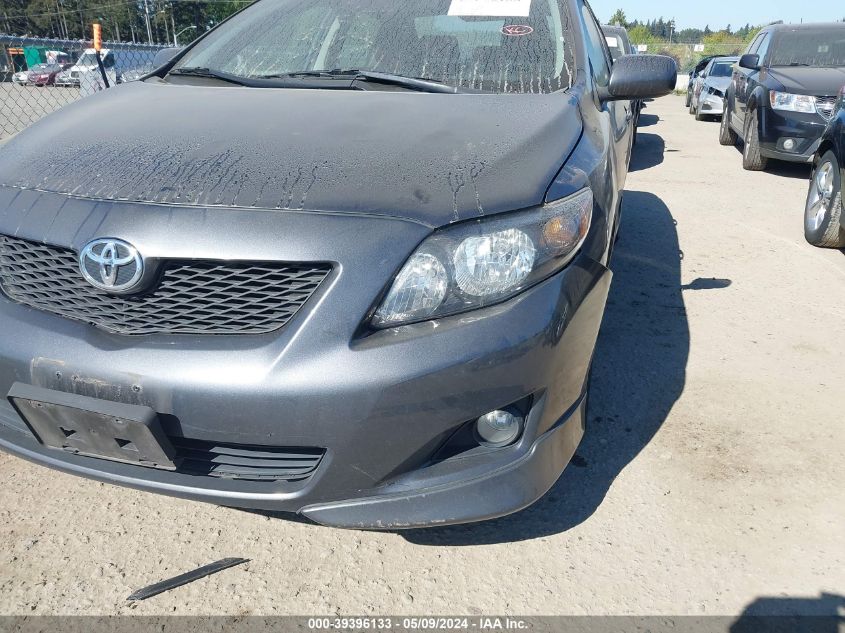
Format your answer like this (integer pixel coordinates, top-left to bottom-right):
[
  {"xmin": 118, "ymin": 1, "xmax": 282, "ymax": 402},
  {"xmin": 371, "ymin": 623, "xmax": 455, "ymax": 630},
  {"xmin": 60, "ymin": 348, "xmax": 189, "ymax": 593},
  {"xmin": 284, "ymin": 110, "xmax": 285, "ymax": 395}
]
[
  {"xmin": 0, "ymin": 83, "xmax": 81, "ymax": 139},
  {"xmin": 0, "ymin": 95, "xmax": 843, "ymax": 616}
]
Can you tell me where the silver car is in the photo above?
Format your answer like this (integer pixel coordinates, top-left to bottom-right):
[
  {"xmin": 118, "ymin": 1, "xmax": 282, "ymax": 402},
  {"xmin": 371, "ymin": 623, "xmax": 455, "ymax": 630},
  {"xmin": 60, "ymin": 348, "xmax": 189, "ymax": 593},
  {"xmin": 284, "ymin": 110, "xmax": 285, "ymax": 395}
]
[
  {"xmin": 12, "ymin": 70, "xmax": 30, "ymax": 85},
  {"xmin": 690, "ymin": 56, "xmax": 738, "ymax": 120}
]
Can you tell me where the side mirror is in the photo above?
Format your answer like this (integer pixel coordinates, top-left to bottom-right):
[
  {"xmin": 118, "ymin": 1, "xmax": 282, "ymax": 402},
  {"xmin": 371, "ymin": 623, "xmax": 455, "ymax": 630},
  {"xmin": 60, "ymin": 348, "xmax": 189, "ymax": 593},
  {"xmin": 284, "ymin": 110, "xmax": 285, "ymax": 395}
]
[
  {"xmin": 153, "ymin": 47, "xmax": 183, "ymax": 68},
  {"xmin": 603, "ymin": 54, "xmax": 677, "ymax": 102},
  {"xmin": 739, "ymin": 54, "xmax": 760, "ymax": 71}
]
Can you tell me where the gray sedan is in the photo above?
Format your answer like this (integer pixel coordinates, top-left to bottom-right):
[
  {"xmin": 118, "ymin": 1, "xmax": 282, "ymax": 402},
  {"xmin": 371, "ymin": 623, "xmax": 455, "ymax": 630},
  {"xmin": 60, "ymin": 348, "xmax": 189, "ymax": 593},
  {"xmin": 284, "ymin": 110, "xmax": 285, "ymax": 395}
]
[{"xmin": 690, "ymin": 56, "xmax": 738, "ymax": 120}]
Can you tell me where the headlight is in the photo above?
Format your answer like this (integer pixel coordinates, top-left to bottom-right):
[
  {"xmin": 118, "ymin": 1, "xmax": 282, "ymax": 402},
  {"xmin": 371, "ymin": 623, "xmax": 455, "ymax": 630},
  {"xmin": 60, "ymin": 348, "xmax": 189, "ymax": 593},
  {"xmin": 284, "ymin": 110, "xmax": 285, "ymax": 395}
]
[
  {"xmin": 770, "ymin": 91, "xmax": 816, "ymax": 113},
  {"xmin": 372, "ymin": 189, "xmax": 593, "ymax": 328}
]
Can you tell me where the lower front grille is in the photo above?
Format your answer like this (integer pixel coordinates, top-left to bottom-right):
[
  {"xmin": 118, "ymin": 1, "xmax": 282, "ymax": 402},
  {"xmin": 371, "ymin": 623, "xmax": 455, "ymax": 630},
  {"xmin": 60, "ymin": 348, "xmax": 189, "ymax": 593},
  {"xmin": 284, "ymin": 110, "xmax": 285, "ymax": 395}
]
[
  {"xmin": 171, "ymin": 437, "xmax": 325, "ymax": 482},
  {"xmin": 816, "ymin": 96, "xmax": 837, "ymax": 121},
  {"xmin": 0, "ymin": 234, "xmax": 332, "ymax": 335}
]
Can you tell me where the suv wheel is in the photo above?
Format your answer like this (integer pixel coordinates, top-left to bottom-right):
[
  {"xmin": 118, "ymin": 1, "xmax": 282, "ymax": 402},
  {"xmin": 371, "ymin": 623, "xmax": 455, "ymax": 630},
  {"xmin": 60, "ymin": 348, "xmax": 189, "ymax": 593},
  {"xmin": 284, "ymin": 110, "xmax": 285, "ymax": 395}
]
[
  {"xmin": 685, "ymin": 90, "xmax": 691, "ymax": 108},
  {"xmin": 804, "ymin": 151, "xmax": 845, "ymax": 248},
  {"xmin": 742, "ymin": 109, "xmax": 768, "ymax": 171},
  {"xmin": 718, "ymin": 103, "xmax": 737, "ymax": 146}
]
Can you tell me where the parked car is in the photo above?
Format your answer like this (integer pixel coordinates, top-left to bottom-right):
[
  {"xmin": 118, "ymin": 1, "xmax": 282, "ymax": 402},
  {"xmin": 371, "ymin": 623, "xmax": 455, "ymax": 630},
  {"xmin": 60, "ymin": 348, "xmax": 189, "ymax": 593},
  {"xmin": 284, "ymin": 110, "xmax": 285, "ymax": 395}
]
[
  {"xmin": 54, "ymin": 67, "xmax": 79, "ymax": 87},
  {"xmin": 720, "ymin": 23, "xmax": 845, "ymax": 171},
  {"xmin": 0, "ymin": 0, "xmax": 675, "ymax": 529},
  {"xmin": 689, "ymin": 56, "xmax": 738, "ymax": 120},
  {"xmin": 804, "ymin": 84, "xmax": 845, "ymax": 248},
  {"xmin": 685, "ymin": 55, "xmax": 717, "ymax": 108},
  {"xmin": 29, "ymin": 63, "xmax": 72, "ymax": 87},
  {"xmin": 603, "ymin": 24, "xmax": 643, "ymax": 144},
  {"xmin": 62, "ymin": 48, "xmax": 118, "ymax": 95},
  {"xmin": 12, "ymin": 69, "xmax": 29, "ymax": 85}
]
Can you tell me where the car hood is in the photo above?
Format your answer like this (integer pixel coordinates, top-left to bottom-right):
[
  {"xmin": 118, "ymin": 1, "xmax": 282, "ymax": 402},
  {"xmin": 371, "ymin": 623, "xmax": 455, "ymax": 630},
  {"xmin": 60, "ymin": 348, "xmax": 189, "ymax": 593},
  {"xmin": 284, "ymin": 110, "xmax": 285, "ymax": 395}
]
[
  {"xmin": 703, "ymin": 76, "xmax": 731, "ymax": 92},
  {"xmin": 766, "ymin": 66, "xmax": 845, "ymax": 96},
  {"xmin": 0, "ymin": 80, "xmax": 583, "ymax": 227}
]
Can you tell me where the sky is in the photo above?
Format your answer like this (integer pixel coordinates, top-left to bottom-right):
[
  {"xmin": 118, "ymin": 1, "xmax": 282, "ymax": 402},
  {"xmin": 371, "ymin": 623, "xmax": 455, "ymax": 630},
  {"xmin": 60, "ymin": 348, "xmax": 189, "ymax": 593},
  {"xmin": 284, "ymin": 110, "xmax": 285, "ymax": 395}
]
[{"xmin": 587, "ymin": 0, "xmax": 843, "ymax": 31}]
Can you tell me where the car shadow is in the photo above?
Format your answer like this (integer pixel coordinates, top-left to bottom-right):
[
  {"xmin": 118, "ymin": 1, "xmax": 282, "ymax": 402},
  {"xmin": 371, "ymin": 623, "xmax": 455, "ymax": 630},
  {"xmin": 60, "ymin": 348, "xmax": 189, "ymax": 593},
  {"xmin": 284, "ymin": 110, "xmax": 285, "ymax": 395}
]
[
  {"xmin": 629, "ymin": 132, "xmax": 665, "ymax": 172},
  {"xmin": 638, "ymin": 113, "xmax": 659, "ymax": 127},
  {"xmin": 401, "ymin": 190, "xmax": 690, "ymax": 545},
  {"xmin": 730, "ymin": 147, "xmax": 813, "ymax": 180},
  {"xmin": 730, "ymin": 593, "xmax": 845, "ymax": 632},
  {"xmin": 766, "ymin": 162, "xmax": 812, "ymax": 180}
]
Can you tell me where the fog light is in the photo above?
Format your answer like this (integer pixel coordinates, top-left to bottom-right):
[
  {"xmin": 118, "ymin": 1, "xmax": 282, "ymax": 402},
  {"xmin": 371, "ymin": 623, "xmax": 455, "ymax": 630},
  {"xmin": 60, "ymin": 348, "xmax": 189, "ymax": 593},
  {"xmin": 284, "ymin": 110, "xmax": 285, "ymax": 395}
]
[
  {"xmin": 475, "ymin": 409, "xmax": 523, "ymax": 447},
  {"xmin": 783, "ymin": 139, "xmax": 796, "ymax": 151}
]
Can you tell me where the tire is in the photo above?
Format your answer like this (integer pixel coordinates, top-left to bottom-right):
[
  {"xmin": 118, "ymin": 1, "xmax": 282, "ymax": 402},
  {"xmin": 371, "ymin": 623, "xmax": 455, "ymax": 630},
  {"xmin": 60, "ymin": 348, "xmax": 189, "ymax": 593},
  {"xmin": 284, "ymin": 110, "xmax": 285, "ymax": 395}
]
[
  {"xmin": 742, "ymin": 109, "xmax": 768, "ymax": 171},
  {"xmin": 719, "ymin": 102, "xmax": 737, "ymax": 146},
  {"xmin": 688, "ymin": 98, "xmax": 696, "ymax": 115},
  {"xmin": 685, "ymin": 90, "xmax": 691, "ymax": 108},
  {"xmin": 695, "ymin": 105, "xmax": 705, "ymax": 121},
  {"xmin": 804, "ymin": 151, "xmax": 845, "ymax": 248}
]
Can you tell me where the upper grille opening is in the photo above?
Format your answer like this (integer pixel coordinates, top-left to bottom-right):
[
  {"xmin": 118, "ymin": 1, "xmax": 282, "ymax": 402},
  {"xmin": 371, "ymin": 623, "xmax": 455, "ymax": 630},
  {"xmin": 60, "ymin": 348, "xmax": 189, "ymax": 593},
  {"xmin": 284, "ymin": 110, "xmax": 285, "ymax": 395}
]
[
  {"xmin": 816, "ymin": 96, "xmax": 837, "ymax": 121},
  {"xmin": 0, "ymin": 234, "xmax": 331, "ymax": 336}
]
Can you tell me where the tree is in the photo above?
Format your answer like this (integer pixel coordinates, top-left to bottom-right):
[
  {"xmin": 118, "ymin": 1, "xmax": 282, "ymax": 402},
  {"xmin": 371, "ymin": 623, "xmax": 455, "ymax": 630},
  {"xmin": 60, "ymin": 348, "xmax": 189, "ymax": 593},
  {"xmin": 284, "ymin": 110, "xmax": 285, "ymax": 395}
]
[
  {"xmin": 702, "ymin": 30, "xmax": 745, "ymax": 56},
  {"xmin": 608, "ymin": 9, "xmax": 627, "ymax": 27}
]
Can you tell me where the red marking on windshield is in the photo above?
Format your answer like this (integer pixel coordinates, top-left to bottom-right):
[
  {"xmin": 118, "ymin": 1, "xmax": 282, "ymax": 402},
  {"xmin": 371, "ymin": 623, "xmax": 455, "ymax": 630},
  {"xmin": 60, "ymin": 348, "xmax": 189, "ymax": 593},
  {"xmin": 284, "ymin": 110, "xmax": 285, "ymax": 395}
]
[{"xmin": 501, "ymin": 24, "xmax": 533, "ymax": 36}]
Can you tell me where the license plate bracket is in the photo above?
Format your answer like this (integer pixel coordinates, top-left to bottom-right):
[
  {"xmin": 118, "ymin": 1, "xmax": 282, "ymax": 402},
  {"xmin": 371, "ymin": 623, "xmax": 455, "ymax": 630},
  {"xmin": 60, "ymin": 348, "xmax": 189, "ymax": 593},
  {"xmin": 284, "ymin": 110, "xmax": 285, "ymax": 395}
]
[{"xmin": 7, "ymin": 382, "xmax": 176, "ymax": 470}]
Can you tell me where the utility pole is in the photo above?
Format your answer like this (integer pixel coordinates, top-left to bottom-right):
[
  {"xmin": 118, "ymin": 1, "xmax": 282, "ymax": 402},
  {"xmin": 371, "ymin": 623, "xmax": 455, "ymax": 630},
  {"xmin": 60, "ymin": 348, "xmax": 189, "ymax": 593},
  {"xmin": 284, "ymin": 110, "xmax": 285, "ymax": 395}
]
[
  {"xmin": 143, "ymin": 0, "xmax": 153, "ymax": 44},
  {"xmin": 170, "ymin": 3, "xmax": 177, "ymax": 46}
]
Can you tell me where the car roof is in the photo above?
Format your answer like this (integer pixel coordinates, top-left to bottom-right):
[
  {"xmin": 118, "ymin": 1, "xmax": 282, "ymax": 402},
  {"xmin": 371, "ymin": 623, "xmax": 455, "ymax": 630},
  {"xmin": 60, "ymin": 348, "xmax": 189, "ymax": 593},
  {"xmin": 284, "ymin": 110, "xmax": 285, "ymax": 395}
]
[
  {"xmin": 762, "ymin": 22, "xmax": 845, "ymax": 33},
  {"xmin": 601, "ymin": 25, "xmax": 629, "ymax": 36}
]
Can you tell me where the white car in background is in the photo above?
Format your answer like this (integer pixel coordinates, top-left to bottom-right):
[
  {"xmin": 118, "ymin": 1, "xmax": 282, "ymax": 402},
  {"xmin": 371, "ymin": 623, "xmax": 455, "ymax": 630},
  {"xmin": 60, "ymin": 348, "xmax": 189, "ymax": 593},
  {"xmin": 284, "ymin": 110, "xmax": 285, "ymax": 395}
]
[
  {"xmin": 12, "ymin": 69, "xmax": 30, "ymax": 85},
  {"xmin": 63, "ymin": 48, "xmax": 118, "ymax": 96}
]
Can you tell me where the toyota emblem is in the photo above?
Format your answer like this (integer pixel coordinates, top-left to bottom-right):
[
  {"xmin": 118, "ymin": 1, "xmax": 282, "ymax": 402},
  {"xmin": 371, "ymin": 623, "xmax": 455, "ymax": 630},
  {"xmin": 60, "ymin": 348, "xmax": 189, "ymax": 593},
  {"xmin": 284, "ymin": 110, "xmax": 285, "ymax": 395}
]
[{"xmin": 79, "ymin": 238, "xmax": 144, "ymax": 292}]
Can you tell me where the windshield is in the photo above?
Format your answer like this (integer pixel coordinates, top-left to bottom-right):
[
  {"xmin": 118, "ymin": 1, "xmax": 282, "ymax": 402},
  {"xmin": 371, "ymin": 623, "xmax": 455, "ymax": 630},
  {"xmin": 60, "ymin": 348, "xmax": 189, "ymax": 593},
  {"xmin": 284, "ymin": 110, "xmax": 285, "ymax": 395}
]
[
  {"xmin": 709, "ymin": 62, "xmax": 733, "ymax": 77},
  {"xmin": 176, "ymin": 0, "xmax": 576, "ymax": 93},
  {"xmin": 769, "ymin": 29, "xmax": 845, "ymax": 67}
]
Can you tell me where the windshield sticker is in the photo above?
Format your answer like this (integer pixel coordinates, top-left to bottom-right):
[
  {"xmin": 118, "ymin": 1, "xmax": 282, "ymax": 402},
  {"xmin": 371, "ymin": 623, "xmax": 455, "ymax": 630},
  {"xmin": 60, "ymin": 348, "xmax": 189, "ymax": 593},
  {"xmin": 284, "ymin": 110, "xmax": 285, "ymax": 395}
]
[
  {"xmin": 447, "ymin": 0, "xmax": 531, "ymax": 17},
  {"xmin": 605, "ymin": 36, "xmax": 619, "ymax": 47},
  {"xmin": 501, "ymin": 24, "xmax": 533, "ymax": 36}
]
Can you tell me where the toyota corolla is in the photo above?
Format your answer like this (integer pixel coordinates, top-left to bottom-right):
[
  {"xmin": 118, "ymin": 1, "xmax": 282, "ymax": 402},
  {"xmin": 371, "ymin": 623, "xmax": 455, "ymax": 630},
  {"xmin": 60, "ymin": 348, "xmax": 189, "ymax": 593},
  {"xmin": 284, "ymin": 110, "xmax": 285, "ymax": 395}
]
[{"xmin": 0, "ymin": 0, "xmax": 674, "ymax": 528}]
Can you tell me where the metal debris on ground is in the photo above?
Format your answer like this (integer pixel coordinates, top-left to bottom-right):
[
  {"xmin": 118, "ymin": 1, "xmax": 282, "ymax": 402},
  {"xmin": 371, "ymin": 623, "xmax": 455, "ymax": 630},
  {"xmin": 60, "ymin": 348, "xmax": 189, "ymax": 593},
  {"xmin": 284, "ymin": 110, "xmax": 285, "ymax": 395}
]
[{"xmin": 126, "ymin": 557, "xmax": 249, "ymax": 601}]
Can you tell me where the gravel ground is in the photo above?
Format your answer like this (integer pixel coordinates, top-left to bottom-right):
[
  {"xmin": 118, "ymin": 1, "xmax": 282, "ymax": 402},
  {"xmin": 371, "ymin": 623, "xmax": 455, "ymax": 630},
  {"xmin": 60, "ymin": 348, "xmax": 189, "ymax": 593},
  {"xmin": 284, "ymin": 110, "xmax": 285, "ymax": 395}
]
[
  {"xmin": 0, "ymin": 95, "xmax": 843, "ymax": 616},
  {"xmin": 0, "ymin": 83, "xmax": 81, "ymax": 139}
]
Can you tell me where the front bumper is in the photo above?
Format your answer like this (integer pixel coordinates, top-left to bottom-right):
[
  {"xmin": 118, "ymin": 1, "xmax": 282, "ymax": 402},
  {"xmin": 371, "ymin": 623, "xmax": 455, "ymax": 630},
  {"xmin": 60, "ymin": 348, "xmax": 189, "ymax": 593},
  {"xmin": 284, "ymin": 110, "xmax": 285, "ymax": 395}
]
[
  {"xmin": 0, "ymin": 190, "xmax": 611, "ymax": 528},
  {"xmin": 759, "ymin": 107, "xmax": 827, "ymax": 163},
  {"xmin": 698, "ymin": 93, "xmax": 724, "ymax": 115}
]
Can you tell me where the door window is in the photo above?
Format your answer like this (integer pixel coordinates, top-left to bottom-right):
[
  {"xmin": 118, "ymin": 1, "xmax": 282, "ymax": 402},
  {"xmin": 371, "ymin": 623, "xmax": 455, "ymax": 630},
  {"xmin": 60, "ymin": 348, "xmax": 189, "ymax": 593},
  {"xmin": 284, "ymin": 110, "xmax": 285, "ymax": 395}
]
[{"xmin": 578, "ymin": 1, "xmax": 610, "ymax": 87}]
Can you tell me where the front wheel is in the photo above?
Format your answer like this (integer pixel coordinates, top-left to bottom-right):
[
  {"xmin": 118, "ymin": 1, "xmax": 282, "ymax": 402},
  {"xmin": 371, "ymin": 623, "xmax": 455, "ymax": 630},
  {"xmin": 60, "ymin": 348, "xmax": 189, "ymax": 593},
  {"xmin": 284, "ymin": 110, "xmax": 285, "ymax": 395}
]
[
  {"xmin": 742, "ymin": 110, "xmax": 768, "ymax": 171},
  {"xmin": 685, "ymin": 90, "xmax": 691, "ymax": 108},
  {"xmin": 719, "ymin": 104, "xmax": 738, "ymax": 145},
  {"xmin": 805, "ymin": 151, "xmax": 845, "ymax": 248}
]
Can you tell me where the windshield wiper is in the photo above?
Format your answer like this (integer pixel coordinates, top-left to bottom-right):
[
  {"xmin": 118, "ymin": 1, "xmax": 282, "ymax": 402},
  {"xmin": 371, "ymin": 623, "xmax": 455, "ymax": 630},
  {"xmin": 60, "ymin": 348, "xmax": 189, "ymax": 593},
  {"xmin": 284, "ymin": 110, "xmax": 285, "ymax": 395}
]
[
  {"xmin": 168, "ymin": 67, "xmax": 251, "ymax": 85},
  {"xmin": 258, "ymin": 69, "xmax": 461, "ymax": 93}
]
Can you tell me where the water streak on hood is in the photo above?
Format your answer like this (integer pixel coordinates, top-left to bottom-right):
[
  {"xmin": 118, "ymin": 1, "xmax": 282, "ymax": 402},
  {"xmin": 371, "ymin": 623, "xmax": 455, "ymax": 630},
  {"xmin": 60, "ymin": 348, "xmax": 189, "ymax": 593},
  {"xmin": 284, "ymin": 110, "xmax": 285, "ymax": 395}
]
[{"xmin": 0, "ymin": 81, "xmax": 583, "ymax": 227}]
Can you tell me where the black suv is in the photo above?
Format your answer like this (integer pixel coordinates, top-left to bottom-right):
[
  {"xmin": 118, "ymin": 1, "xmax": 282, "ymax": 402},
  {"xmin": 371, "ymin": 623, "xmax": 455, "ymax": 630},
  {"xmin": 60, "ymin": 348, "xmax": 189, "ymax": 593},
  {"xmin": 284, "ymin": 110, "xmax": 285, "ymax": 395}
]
[{"xmin": 720, "ymin": 23, "xmax": 845, "ymax": 170}]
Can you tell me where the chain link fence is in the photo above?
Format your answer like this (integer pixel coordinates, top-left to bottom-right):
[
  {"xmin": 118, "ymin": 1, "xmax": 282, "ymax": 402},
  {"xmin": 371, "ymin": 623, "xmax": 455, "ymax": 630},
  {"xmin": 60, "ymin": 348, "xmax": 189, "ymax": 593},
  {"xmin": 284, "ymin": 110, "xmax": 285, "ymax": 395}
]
[
  {"xmin": 633, "ymin": 42, "xmax": 751, "ymax": 74},
  {"xmin": 1, "ymin": 35, "xmax": 165, "ymax": 139}
]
